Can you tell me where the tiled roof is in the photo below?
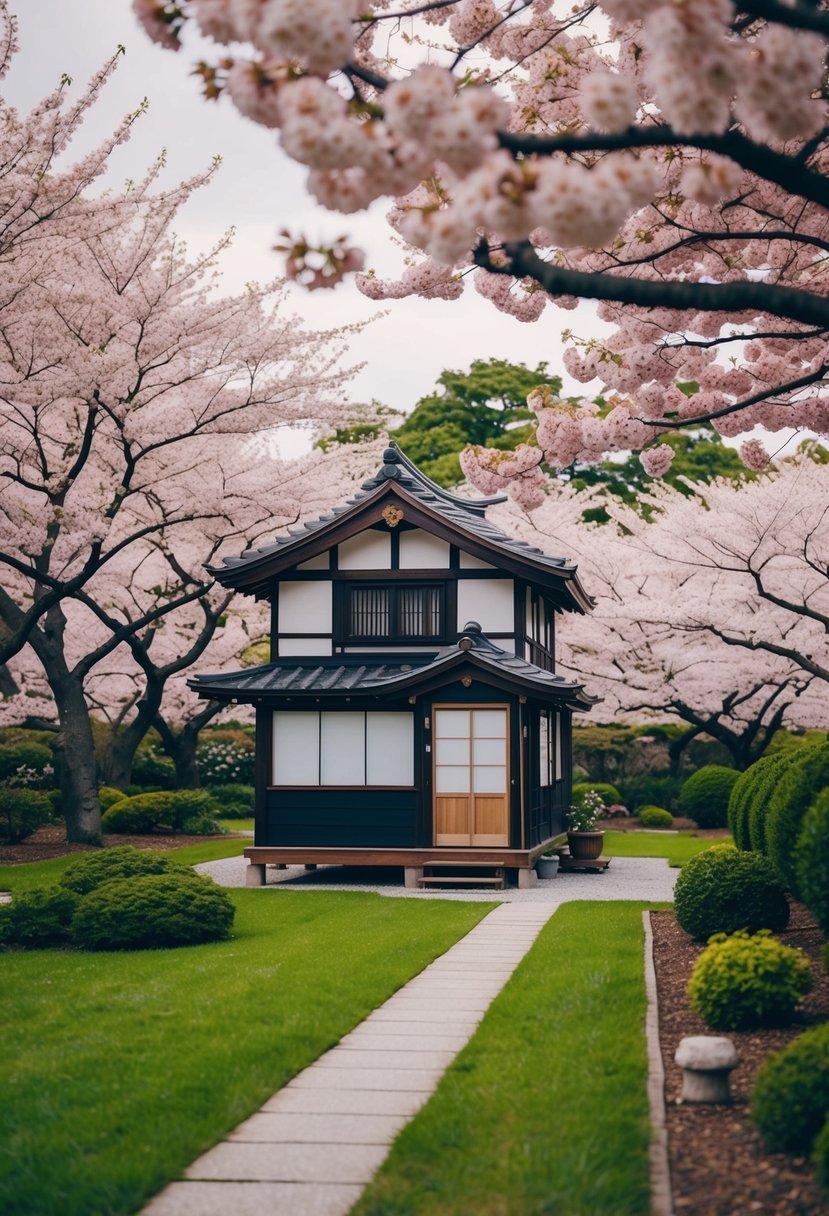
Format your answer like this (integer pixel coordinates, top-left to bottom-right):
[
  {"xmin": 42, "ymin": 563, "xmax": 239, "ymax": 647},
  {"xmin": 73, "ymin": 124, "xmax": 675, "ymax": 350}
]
[
  {"xmin": 190, "ymin": 622, "xmax": 597, "ymax": 709},
  {"xmin": 210, "ymin": 444, "xmax": 576, "ymax": 580}
]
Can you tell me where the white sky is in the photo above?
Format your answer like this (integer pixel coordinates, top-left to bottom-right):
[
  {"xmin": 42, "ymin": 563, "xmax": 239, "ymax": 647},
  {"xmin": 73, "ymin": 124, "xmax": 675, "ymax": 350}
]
[{"xmin": 5, "ymin": 0, "xmax": 592, "ymax": 417}]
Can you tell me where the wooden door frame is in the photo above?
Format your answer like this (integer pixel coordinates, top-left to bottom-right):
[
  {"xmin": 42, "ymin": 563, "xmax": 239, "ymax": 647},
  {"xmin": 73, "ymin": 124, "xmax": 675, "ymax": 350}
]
[{"xmin": 432, "ymin": 702, "xmax": 511, "ymax": 847}]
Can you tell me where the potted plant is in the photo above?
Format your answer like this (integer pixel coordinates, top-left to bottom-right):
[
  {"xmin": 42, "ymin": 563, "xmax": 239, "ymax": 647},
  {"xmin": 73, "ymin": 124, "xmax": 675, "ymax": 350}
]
[{"xmin": 566, "ymin": 790, "xmax": 606, "ymax": 860}]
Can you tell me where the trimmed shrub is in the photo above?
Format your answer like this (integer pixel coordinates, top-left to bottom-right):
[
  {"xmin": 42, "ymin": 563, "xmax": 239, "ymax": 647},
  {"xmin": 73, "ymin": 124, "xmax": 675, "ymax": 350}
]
[
  {"xmin": 766, "ymin": 743, "xmax": 829, "ymax": 897},
  {"xmin": 207, "ymin": 782, "xmax": 255, "ymax": 817},
  {"xmin": 673, "ymin": 845, "xmax": 790, "ymax": 941},
  {"xmin": 0, "ymin": 886, "xmax": 79, "ymax": 948},
  {"xmin": 687, "ymin": 930, "xmax": 812, "ymax": 1031},
  {"xmin": 59, "ymin": 845, "xmax": 188, "ymax": 896},
  {"xmin": 71, "ymin": 872, "xmax": 234, "ymax": 950},
  {"xmin": 101, "ymin": 790, "xmax": 222, "ymax": 835},
  {"xmin": 197, "ymin": 729, "xmax": 255, "ymax": 785},
  {"xmin": 747, "ymin": 749, "xmax": 807, "ymax": 855},
  {"xmin": 638, "ymin": 806, "xmax": 673, "ymax": 828},
  {"xmin": 98, "ymin": 786, "xmax": 126, "ymax": 811},
  {"xmin": 814, "ymin": 1117, "xmax": 829, "ymax": 1192},
  {"xmin": 728, "ymin": 754, "xmax": 780, "ymax": 850},
  {"xmin": 0, "ymin": 742, "xmax": 53, "ymax": 787},
  {"xmin": 571, "ymin": 781, "xmax": 622, "ymax": 808},
  {"xmin": 752, "ymin": 1022, "xmax": 829, "ymax": 1154},
  {"xmin": 677, "ymin": 764, "xmax": 739, "ymax": 829},
  {"xmin": 624, "ymin": 774, "xmax": 682, "ymax": 813},
  {"xmin": 795, "ymin": 787, "xmax": 829, "ymax": 934},
  {"xmin": 0, "ymin": 787, "xmax": 53, "ymax": 843}
]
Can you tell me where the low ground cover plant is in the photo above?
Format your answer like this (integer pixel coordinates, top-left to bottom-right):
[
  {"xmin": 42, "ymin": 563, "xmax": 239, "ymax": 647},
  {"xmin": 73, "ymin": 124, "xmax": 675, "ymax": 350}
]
[
  {"xmin": 752, "ymin": 1022, "xmax": 829, "ymax": 1154},
  {"xmin": 673, "ymin": 845, "xmax": 789, "ymax": 940},
  {"xmin": 677, "ymin": 765, "xmax": 740, "ymax": 829},
  {"xmin": 638, "ymin": 806, "xmax": 673, "ymax": 828},
  {"xmin": 688, "ymin": 930, "xmax": 812, "ymax": 1031}
]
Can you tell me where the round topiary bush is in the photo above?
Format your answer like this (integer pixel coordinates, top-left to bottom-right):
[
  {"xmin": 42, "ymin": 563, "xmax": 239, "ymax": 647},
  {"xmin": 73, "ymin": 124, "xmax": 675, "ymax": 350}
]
[
  {"xmin": 687, "ymin": 930, "xmax": 812, "ymax": 1031},
  {"xmin": 766, "ymin": 743, "xmax": 829, "ymax": 898},
  {"xmin": 0, "ymin": 886, "xmax": 79, "ymax": 948},
  {"xmin": 638, "ymin": 806, "xmax": 673, "ymax": 828},
  {"xmin": 677, "ymin": 765, "xmax": 740, "ymax": 829},
  {"xmin": 795, "ymin": 787, "xmax": 829, "ymax": 935},
  {"xmin": 71, "ymin": 871, "xmax": 235, "ymax": 950},
  {"xmin": 0, "ymin": 787, "xmax": 53, "ymax": 843},
  {"xmin": 59, "ymin": 845, "xmax": 188, "ymax": 896},
  {"xmin": 746, "ymin": 749, "xmax": 808, "ymax": 855},
  {"xmin": 168, "ymin": 789, "xmax": 222, "ymax": 834},
  {"xmin": 673, "ymin": 845, "xmax": 790, "ymax": 941},
  {"xmin": 98, "ymin": 786, "xmax": 126, "ymax": 811},
  {"xmin": 752, "ymin": 1022, "xmax": 829, "ymax": 1154},
  {"xmin": 570, "ymin": 781, "xmax": 623, "ymax": 808}
]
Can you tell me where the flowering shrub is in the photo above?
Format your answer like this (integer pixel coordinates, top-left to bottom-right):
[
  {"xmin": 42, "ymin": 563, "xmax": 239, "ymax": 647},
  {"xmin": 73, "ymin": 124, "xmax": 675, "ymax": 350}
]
[
  {"xmin": 601, "ymin": 803, "xmax": 629, "ymax": 820},
  {"xmin": 567, "ymin": 789, "xmax": 605, "ymax": 832},
  {"xmin": 197, "ymin": 732, "xmax": 255, "ymax": 785},
  {"xmin": 688, "ymin": 930, "xmax": 812, "ymax": 1031},
  {"xmin": 0, "ymin": 743, "xmax": 54, "ymax": 790}
]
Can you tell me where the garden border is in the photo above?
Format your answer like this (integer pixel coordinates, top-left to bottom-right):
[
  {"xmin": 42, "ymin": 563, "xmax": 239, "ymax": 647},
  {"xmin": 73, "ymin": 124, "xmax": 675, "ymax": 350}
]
[{"xmin": 643, "ymin": 910, "xmax": 674, "ymax": 1216}]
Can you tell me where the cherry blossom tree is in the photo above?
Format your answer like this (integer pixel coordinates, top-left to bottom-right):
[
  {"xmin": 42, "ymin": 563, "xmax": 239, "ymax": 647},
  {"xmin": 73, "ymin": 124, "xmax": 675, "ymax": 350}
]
[
  {"xmin": 135, "ymin": 0, "xmax": 829, "ymax": 503},
  {"xmin": 0, "ymin": 14, "xmax": 366, "ymax": 841},
  {"xmin": 495, "ymin": 463, "xmax": 828, "ymax": 767}
]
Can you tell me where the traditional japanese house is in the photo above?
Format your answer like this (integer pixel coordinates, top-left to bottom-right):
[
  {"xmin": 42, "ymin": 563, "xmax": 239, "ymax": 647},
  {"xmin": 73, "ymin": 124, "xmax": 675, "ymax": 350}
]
[{"xmin": 191, "ymin": 446, "xmax": 596, "ymax": 887}]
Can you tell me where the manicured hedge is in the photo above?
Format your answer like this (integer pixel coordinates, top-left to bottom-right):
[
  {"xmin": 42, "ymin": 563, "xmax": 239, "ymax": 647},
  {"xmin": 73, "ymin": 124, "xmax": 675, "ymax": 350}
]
[
  {"xmin": 0, "ymin": 787, "xmax": 53, "ymax": 843},
  {"xmin": 101, "ymin": 790, "xmax": 221, "ymax": 835},
  {"xmin": 0, "ymin": 886, "xmax": 79, "ymax": 948},
  {"xmin": 747, "ymin": 750, "xmax": 807, "ymax": 855},
  {"xmin": 728, "ymin": 754, "xmax": 781, "ymax": 850},
  {"xmin": 677, "ymin": 764, "xmax": 739, "ymax": 829},
  {"xmin": 673, "ymin": 845, "xmax": 789, "ymax": 941},
  {"xmin": 765, "ymin": 743, "xmax": 829, "ymax": 897},
  {"xmin": 638, "ymin": 806, "xmax": 673, "ymax": 828},
  {"xmin": 795, "ymin": 787, "xmax": 829, "ymax": 934}
]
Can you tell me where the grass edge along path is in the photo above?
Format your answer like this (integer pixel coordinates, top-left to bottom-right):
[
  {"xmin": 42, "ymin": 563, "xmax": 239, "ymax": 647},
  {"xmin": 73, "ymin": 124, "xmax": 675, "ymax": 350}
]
[
  {"xmin": 352, "ymin": 901, "xmax": 657, "ymax": 1216},
  {"xmin": 1, "ymin": 890, "xmax": 491, "ymax": 1216}
]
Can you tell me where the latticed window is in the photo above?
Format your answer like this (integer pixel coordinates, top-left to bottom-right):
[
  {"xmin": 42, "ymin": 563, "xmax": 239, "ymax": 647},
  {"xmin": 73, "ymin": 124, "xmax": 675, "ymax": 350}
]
[{"xmin": 346, "ymin": 584, "xmax": 443, "ymax": 641}]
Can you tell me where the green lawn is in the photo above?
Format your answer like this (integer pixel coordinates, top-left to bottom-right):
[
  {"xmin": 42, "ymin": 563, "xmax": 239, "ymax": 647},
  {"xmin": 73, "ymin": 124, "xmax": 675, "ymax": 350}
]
[
  {"xmin": 219, "ymin": 816, "xmax": 254, "ymax": 833},
  {"xmin": 0, "ymin": 837, "xmax": 247, "ymax": 894},
  {"xmin": 602, "ymin": 828, "xmax": 729, "ymax": 867},
  {"xmin": 1, "ymin": 890, "xmax": 491, "ymax": 1216},
  {"xmin": 353, "ymin": 901, "xmax": 653, "ymax": 1216}
]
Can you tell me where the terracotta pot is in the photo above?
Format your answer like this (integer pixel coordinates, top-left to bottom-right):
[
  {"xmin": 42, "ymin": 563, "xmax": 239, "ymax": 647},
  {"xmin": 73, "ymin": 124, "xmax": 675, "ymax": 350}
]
[{"xmin": 567, "ymin": 830, "xmax": 605, "ymax": 860}]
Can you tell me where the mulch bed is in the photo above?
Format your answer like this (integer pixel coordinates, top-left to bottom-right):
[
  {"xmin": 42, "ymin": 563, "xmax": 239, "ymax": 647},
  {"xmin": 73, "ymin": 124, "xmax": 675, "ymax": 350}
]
[
  {"xmin": 652, "ymin": 904, "xmax": 829, "ymax": 1215},
  {"xmin": 0, "ymin": 824, "xmax": 238, "ymax": 865}
]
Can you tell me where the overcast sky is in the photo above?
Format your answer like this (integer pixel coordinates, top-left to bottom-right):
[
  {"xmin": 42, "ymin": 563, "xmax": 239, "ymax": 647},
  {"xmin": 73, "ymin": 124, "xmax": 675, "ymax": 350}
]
[{"xmin": 5, "ymin": 0, "xmax": 601, "ymax": 416}]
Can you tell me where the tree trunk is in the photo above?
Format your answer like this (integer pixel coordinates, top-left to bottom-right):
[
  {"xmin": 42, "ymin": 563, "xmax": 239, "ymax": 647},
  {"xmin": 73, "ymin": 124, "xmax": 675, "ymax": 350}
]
[
  {"xmin": 154, "ymin": 702, "xmax": 224, "ymax": 789},
  {"xmin": 50, "ymin": 670, "xmax": 102, "ymax": 844},
  {"xmin": 100, "ymin": 683, "xmax": 164, "ymax": 791}
]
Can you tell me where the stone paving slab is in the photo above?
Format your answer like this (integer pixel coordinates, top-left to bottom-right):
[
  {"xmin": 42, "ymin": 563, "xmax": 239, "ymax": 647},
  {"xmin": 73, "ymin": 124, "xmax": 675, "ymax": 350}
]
[
  {"xmin": 339, "ymin": 1032, "xmax": 471, "ymax": 1052},
  {"xmin": 286, "ymin": 1065, "xmax": 446, "ymax": 1091},
  {"xmin": 144, "ymin": 1181, "xmax": 363, "ymax": 1216},
  {"xmin": 313, "ymin": 1048, "xmax": 458, "ymax": 1070},
  {"xmin": 365, "ymin": 1006, "xmax": 484, "ymax": 1023},
  {"xmin": 261, "ymin": 1089, "xmax": 429, "ymax": 1117},
  {"xmin": 186, "ymin": 1141, "xmax": 387, "ymax": 1184},
  {"xmin": 228, "ymin": 1111, "xmax": 407, "ymax": 1144}
]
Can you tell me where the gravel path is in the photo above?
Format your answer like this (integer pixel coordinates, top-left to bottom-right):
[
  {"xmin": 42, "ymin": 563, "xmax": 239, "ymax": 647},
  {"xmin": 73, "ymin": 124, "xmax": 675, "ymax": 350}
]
[{"xmin": 195, "ymin": 854, "xmax": 677, "ymax": 903}]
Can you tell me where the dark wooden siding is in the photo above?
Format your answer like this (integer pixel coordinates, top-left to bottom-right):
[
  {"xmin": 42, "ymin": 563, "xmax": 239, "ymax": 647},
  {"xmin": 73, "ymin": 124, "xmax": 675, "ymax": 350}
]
[{"xmin": 264, "ymin": 789, "xmax": 417, "ymax": 847}]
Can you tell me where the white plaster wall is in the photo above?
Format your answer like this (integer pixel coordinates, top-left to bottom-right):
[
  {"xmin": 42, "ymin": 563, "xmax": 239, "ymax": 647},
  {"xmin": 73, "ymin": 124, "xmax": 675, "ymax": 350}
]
[
  {"xmin": 296, "ymin": 553, "xmax": 329, "ymax": 571},
  {"xmin": 398, "ymin": 529, "xmax": 450, "ymax": 569},
  {"xmin": 278, "ymin": 581, "xmax": 332, "ymax": 633},
  {"xmin": 457, "ymin": 579, "xmax": 514, "ymax": 633},
  {"xmin": 278, "ymin": 637, "xmax": 332, "ymax": 657},
  {"xmin": 337, "ymin": 530, "xmax": 390, "ymax": 569},
  {"xmin": 459, "ymin": 551, "xmax": 496, "ymax": 570}
]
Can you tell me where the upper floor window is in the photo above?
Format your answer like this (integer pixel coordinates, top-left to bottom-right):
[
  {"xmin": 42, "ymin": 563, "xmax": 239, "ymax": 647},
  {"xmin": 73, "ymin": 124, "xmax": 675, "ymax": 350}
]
[
  {"xmin": 345, "ymin": 583, "xmax": 444, "ymax": 643},
  {"xmin": 526, "ymin": 588, "xmax": 555, "ymax": 672}
]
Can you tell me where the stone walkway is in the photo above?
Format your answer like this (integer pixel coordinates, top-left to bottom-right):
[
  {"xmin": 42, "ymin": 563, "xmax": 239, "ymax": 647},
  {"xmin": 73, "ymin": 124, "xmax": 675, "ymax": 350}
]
[
  {"xmin": 143, "ymin": 903, "xmax": 556, "ymax": 1216},
  {"xmin": 144, "ymin": 858, "xmax": 677, "ymax": 1214}
]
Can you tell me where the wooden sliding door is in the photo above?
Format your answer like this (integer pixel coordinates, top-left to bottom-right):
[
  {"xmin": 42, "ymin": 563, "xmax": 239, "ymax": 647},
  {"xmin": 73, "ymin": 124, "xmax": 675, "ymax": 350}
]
[{"xmin": 433, "ymin": 706, "xmax": 510, "ymax": 846}]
